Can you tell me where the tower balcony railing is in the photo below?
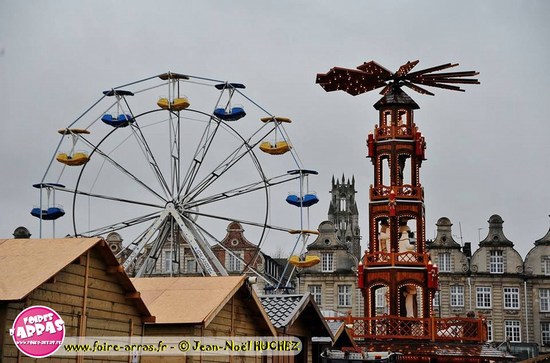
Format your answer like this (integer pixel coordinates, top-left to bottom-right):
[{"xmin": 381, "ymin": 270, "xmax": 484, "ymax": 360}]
[
  {"xmin": 370, "ymin": 185, "xmax": 423, "ymax": 201},
  {"xmin": 365, "ymin": 251, "xmax": 427, "ymax": 267},
  {"xmin": 374, "ymin": 125, "xmax": 414, "ymax": 141},
  {"xmin": 325, "ymin": 315, "xmax": 487, "ymax": 343}
]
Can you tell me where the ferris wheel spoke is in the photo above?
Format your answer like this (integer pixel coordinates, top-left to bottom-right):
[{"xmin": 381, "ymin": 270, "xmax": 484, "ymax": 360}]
[
  {"xmin": 57, "ymin": 185, "xmax": 164, "ymax": 209},
  {"xmin": 179, "ymin": 115, "xmax": 223, "ymax": 198},
  {"xmin": 76, "ymin": 211, "xmax": 161, "ymax": 237},
  {"xmin": 183, "ymin": 139, "xmax": 263, "ymax": 203},
  {"xmin": 186, "ymin": 173, "xmax": 300, "ymax": 209},
  {"xmin": 183, "ymin": 209, "xmax": 290, "ymax": 233},
  {"xmin": 78, "ymin": 135, "xmax": 168, "ymax": 202},
  {"xmin": 168, "ymin": 114, "xmax": 182, "ymax": 199},
  {"xmin": 129, "ymin": 122, "xmax": 172, "ymax": 199},
  {"xmin": 180, "ymin": 118, "xmax": 278, "ymax": 202}
]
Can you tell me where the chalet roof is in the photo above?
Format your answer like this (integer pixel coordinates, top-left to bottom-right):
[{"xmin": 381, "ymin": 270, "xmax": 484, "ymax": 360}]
[
  {"xmin": 132, "ymin": 276, "xmax": 276, "ymax": 335},
  {"xmin": 259, "ymin": 293, "xmax": 333, "ymax": 339},
  {"xmin": 314, "ymin": 320, "xmax": 358, "ymax": 350},
  {"xmin": 0, "ymin": 238, "xmax": 152, "ymax": 317}
]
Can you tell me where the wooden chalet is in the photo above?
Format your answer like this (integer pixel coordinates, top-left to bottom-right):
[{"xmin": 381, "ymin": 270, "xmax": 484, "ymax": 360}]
[
  {"xmin": 131, "ymin": 275, "xmax": 277, "ymax": 363},
  {"xmin": 0, "ymin": 237, "xmax": 153, "ymax": 362},
  {"xmin": 259, "ymin": 294, "xmax": 333, "ymax": 363}
]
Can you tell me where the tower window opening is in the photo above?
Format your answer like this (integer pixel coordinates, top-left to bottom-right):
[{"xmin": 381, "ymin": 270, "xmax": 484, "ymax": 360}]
[
  {"xmin": 398, "ymin": 219, "xmax": 417, "ymax": 253},
  {"xmin": 398, "ymin": 109, "xmax": 408, "ymax": 126},
  {"xmin": 377, "ymin": 218, "xmax": 390, "ymax": 253},
  {"xmin": 397, "ymin": 154, "xmax": 412, "ymax": 186},
  {"xmin": 381, "ymin": 156, "xmax": 390, "ymax": 187},
  {"xmin": 383, "ymin": 110, "xmax": 392, "ymax": 126}
]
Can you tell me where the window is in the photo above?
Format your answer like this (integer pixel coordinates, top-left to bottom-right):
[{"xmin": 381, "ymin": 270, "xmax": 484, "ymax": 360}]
[
  {"xmin": 438, "ymin": 253, "xmax": 451, "ymax": 272},
  {"xmin": 504, "ymin": 320, "xmax": 521, "ymax": 342},
  {"xmin": 338, "ymin": 285, "xmax": 352, "ymax": 307},
  {"xmin": 540, "ymin": 288, "xmax": 550, "ymax": 312},
  {"xmin": 375, "ymin": 288, "xmax": 387, "ymax": 308},
  {"xmin": 309, "ymin": 285, "xmax": 322, "ymax": 305},
  {"xmin": 450, "ymin": 285, "xmax": 464, "ymax": 307},
  {"xmin": 542, "ymin": 322, "xmax": 550, "ymax": 346},
  {"xmin": 186, "ymin": 258, "xmax": 197, "ymax": 273},
  {"xmin": 490, "ymin": 250, "xmax": 504, "ymax": 274},
  {"xmin": 487, "ymin": 320, "xmax": 493, "ymax": 342},
  {"xmin": 164, "ymin": 250, "xmax": 172, "ymax": 271},
  {"xmin": 476, "ymin": 287, "xmax": 492, "ymax": 309},
  {"xmin": 227, "ymin": 251, "xmax": 242, "ymax": 272},
  {"xmin": 340, "ymin": 198, "xmax": 347, "ymax": 211},
  {"xmin": 433, "ymin": 291, "xmax": 440, "ymax": 309},
  {"xmin": 542, "ymin": 257, "xmax": 550, "ymax": 276},
  {"xmin": 503, "ymin": 287, "xmax": 520, "ymax": 310},
  {"xmin": 321, "ymin": 253, "xmax": 334, "ymax": 272}
]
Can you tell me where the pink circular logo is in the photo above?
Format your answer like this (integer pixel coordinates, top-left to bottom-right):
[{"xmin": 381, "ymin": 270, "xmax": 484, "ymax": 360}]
[{"xmin": 10, "ymin": 305, "xmax": 65, "ymax": 358}]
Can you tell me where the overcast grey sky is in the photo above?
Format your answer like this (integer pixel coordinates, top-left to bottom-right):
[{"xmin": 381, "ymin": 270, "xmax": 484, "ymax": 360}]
[{"xmin": 1, "ymin": 0, "xmax": 549, "ymax": 258}]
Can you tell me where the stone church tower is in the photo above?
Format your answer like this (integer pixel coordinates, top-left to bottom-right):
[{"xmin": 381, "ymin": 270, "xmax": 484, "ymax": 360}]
[{"xmin": 328, "ymin": 175, "xmax": 361, "ymax": 260}]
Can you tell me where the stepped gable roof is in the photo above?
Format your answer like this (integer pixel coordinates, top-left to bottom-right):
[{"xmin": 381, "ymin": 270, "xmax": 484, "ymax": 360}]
[
  {"xmin": 427, "ymin": 217, "xmax": 462, "ymax": 250},
  {"xmin": 479, "ymin": 214, "xmax": 514, "ymax": 248},
  {"xmin": 212, "ymin": 221, "xmax": 258, "ymax": 251}
]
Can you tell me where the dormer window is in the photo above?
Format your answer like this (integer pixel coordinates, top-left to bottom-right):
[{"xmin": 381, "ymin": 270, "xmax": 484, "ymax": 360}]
[
  {"xmin": 542, "ymin": 256, "xmax": 550, "ymax": 275},
  {"xmin": 489, "ymin": 250, "xmax": 504, "ymax": 274},
  {"xmin": 437, "ymin": 252, "xmax": 451, "ymax": 272},
  {"xmin": 321, "ymin": 252, "xmax": 334, "ymax": 272}
]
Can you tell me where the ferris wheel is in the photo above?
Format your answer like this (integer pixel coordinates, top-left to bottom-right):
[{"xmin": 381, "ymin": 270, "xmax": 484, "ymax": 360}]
[{"xmin": 33, "ymin": 72, "xmax": 319, "ymax": 286}]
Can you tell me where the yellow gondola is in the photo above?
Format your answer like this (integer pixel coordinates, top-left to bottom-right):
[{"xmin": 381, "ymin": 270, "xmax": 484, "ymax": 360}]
[
  {"xmin": 288, "ymin": 229, "xmax": 320, "ymax": 235},
  {"xmin": 56, "ymin": 152, "xmax": 90, "ymax": 166},
  {"xmin": 157, "ymin": 97, "xmax": 190, "ymax": 111},
  {"xmin": 289, "ymin": 255, "xmax": 321, "ymax": 268},
  {"xmin": 259, "ymin": 140, "xmax": 292, "ymax": 155}
]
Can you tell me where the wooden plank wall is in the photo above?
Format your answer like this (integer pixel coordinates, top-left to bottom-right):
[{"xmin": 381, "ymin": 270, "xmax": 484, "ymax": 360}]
[
  {"xmin": 142, "ymin": 288, "xmax": 272, "ymax": 363},
  {"xmin": 1, "ymin": 248, "xmax": 144, "ymax": 363}
]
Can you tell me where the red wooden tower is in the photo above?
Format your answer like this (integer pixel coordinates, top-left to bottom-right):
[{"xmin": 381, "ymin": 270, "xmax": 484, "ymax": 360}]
[
  {"xmin": 362, "ymin": 84, "xmax": 435, "ymax": 322},
  {"xmin": 315, "ymin": 63, "xmax": 515, "ymax": 360}
]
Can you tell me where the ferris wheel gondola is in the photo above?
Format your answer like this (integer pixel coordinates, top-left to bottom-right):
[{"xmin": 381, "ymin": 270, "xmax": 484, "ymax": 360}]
[
  {"xmin": 55, "ymin": 128, "xmax": 91, "ymax": 166},
  {"xmin": 213, "ymin": 83, "xmax": 246, "ymax": 121}
]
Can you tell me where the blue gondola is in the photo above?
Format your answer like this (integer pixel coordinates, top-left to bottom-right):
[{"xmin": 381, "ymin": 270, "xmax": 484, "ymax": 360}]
[
  {"xmin": 214, "ymin": 106, "xmax": 246, "ymax": 121},
  {"xmin": 286, "ymin": 193, "xmax": 319, "ymax": 207},
  {"xmin": 101, "ymin": 114, "xmax": 134, "ymax": 127},
  {"xmin": 30, "ymin": 206, "xmax": 65, "ymax": 220}
]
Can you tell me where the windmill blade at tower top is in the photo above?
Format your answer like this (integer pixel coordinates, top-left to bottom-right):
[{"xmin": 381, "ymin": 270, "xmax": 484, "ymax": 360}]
[
  {"xmin": 401, "ymin": 81, "xmax": 435, "ymax": 96},
  {"xmin": 316, "ymin": 67, "xmax": 388, "ymax": 96},
  {"xmin": 356, "ymin": 61, "xmax": 393, "ymax": 77},
  {"xmin": 406, "ymin": 63, "xmax": 459, "ymax": 78},
  {"xmin": 317, "ymin": 60, "xmax": 479, "ymax": 97},
  {"xmin": 395, "ymin": 60, "xmax": 419, "ymax": 77}
]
